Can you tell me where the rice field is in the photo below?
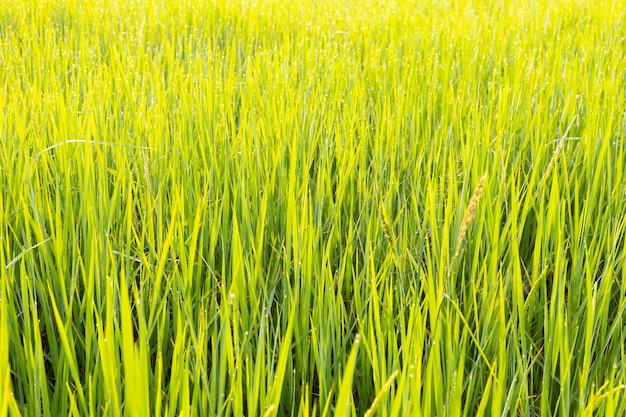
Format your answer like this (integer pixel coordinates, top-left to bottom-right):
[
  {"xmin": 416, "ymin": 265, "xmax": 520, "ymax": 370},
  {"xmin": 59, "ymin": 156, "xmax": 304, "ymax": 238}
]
[{"xmin": 1, "ymin": 0, "xmax": 626, "ymax": 415}]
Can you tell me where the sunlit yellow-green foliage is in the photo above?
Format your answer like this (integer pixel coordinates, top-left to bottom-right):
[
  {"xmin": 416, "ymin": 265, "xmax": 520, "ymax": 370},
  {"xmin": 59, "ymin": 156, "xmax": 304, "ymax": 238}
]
[{"xmin": 1, "ymin": 0, "xmax": 626, "ymax": 416}]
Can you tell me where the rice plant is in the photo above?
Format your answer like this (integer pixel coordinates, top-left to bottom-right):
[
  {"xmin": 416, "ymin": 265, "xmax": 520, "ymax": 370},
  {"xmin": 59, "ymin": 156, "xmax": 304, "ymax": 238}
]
[{"xmin": 1, "ymin": 0, "xmax": 625, "ymax": 415}]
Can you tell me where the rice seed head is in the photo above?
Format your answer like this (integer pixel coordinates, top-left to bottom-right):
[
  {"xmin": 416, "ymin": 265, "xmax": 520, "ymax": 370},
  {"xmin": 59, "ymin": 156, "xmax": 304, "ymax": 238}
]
[
  {"xmin": 449, "ymin": 172, "xmax": 488, "ymax": 276},
  {"xmin": 363, "ymin": 370, "xmax": 400, "ymax": 417},
  {"xmin": 539, "ymin": 116, "xmax": 577, "ymax": 186}
]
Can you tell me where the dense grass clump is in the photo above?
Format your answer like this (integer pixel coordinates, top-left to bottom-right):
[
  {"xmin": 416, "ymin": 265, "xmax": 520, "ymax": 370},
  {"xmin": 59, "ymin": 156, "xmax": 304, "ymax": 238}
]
[{"xmin": 1, "ymin": 0, "xmax": 626, "ymax": 415}]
